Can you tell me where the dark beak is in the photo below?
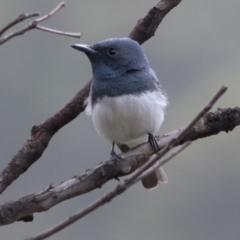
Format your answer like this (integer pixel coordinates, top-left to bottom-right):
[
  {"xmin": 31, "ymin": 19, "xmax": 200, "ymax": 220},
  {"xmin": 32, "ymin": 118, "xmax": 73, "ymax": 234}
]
[{"xmin": 71, "ymin": 44, "xmax": 96, "ymax": 54}]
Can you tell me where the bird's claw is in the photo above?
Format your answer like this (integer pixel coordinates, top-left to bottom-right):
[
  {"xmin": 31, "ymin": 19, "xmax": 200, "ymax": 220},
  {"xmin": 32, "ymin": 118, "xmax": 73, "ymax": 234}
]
[
  {"xmin": 148, "ymin": 133, "xmax": 160, "ymax": 152},
  {"xmin": 110, "ymin": 150, "xmax": 122, "ymax": 162}
]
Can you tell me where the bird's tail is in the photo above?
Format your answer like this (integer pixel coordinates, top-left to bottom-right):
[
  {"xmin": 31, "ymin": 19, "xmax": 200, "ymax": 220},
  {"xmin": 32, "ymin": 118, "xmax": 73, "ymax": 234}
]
[{"xmin": 141, "ymin": 167, "xmax": 168, "ymax": 189}]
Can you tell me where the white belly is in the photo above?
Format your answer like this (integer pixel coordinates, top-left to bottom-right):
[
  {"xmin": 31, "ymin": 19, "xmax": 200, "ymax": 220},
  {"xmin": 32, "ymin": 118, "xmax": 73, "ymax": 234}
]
[{"xmin": 85, "ymin": 91, "xmax": 167, "ymax": 147}]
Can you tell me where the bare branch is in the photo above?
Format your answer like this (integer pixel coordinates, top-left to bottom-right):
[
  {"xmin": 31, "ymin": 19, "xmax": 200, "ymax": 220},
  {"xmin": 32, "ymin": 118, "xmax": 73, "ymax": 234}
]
[
  {"xmin": 0, "ymin": 2, "xmax": 81, "ymax": 45},
  {"xmin": 35, "ymin": 25, "xmax": 81, "ymax": 37},
  {"xmin": 0, "ymin": 0, "xmax": 180, "ymax": 194},
  {"xmin": 0, "ymin": 106, "xmax": 239, "ymax": 226},
  {"xmin": 0, "ymin": 12, "xmax": 40, "ymax": 36},
  {"xmin": 129, "ymin": 0, "xmax": 182, "ymax": 44},
  {"xmin": 23, "ymin": 149, "xmax": 191, "ymax": 240},
  {"xmin": 34, "ymin": 2, "xmax": 65, "ymax": 23}
]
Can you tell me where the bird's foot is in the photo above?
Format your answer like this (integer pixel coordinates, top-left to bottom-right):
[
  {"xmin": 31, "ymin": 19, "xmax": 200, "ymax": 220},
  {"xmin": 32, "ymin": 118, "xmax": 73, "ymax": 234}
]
[
  {"xmin": 148, "ymin": 133, "xmax": 160, "ymax": 152},
  {"xmin": 110, "ymin": 149, "xmax": 122, "ymax": 162}
]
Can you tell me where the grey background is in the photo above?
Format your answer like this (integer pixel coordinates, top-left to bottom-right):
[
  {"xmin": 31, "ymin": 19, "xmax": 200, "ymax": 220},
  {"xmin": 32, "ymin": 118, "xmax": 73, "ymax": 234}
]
[{"xmin": 0, "ymin": 0, "xmax": 240, "ymax": 240}]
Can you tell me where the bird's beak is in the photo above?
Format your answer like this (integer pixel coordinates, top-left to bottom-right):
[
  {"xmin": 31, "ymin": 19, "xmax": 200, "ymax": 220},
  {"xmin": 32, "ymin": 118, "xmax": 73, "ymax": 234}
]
[{"xmin": 71, "ymin": 44, "xmax": 96, "ymax": 54}]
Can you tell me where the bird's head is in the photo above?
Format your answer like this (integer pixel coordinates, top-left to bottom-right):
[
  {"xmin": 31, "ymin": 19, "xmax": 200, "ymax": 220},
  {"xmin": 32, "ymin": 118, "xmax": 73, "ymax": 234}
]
[{"xmin": 72, "ymin": 38, "xmax": 149, "ymax": 78}]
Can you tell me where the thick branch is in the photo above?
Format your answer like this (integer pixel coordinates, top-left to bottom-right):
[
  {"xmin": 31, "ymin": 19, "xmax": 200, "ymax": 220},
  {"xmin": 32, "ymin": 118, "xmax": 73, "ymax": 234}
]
[
  {"xmin": 0, "ymin": 106, "xmax": 239, "ymax": 226},
  {"xmin": 128, "ymin": 0, "xmax": 182, "ymax": 44},
  {"xmin": 0, "ymin": 0, "xmax": 179, "ymax": 194}
]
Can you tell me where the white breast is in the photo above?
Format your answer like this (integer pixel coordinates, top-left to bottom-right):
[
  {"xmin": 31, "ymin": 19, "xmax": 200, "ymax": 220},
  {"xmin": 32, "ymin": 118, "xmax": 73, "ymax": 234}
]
[{"xmin": 85, "ymin": 90, "xmax": 167, "ymax": 148}]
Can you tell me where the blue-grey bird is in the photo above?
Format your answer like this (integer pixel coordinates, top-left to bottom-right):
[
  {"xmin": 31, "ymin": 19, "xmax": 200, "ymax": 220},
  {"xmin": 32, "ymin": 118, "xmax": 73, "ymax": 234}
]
[{"xmin": 72, "ymin": 37, "xmax": 168, "ymax": 189}]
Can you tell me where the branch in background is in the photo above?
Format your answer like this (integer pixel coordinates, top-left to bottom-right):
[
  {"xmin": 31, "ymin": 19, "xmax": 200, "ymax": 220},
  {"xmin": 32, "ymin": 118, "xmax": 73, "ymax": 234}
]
[
  {"xmin": 23, "ymin": 86, "xmax": 226, "ymax": 240},
  {"xmin": 0, "ymin": 0, "xmax": 180, "ymax": 195},
  {"xmin": 0, "ymin": 2, "xmax": 81, "ymax": 45}
]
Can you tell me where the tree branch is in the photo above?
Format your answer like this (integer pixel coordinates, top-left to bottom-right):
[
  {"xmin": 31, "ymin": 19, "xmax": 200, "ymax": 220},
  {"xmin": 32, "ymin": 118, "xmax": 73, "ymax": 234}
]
[
  {"xmin": 128, "ymin": 0, "xmax": 182, "ymax": 44},
  {"xmin": 0, "ymin": 12, "xmax": 41, "ymax": 36},
  {"xmin": 1, "ymin": 103, "xmax": 239, "ymax": 227},
  {"xmin": 26, "ymin": 143, "xmax": 191, "ymax": 240},
  {"xmin": 0, "ymin": 0, "xmax": 180, "ymax": 194},
  {"xmin": 0, "ymin": 2, "xmax": 81, "ymax": 45}
]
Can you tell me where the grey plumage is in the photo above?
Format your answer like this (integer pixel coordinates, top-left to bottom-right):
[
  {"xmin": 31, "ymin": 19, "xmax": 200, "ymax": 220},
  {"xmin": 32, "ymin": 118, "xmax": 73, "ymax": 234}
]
[{"xmin": 72, "ymin": 37, "xmax": 168, "ymax": 189}]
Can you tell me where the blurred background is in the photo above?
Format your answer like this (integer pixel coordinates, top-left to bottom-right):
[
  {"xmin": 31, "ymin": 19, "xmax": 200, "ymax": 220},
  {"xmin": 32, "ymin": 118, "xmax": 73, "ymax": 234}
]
[{"xmin": 0, "ymin": 0, "xmax": 239, "ymax": 239}]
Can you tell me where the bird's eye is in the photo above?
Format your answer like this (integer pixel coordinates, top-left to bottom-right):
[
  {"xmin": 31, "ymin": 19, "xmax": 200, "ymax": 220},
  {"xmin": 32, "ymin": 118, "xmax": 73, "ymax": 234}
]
[{"xmin": 107, "ymin": 48, "xmax": 117, "ymax": 56}]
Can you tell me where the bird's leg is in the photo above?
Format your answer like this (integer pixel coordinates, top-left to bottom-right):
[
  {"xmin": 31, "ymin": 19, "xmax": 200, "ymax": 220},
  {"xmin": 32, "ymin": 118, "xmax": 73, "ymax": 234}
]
[
  {"xmin": 148, "ymin": 133, "xmax": 160, "ymax": 152},
  {"xmin": 110, "ymin": 142, "xmax": 122, "ymax": 162}
]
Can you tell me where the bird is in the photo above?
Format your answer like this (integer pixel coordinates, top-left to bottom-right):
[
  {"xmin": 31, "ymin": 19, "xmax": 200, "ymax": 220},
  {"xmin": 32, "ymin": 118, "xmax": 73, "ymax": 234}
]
[{"xmin": 72, "ymin": 37, "xmax": 168, "ymax": 189}]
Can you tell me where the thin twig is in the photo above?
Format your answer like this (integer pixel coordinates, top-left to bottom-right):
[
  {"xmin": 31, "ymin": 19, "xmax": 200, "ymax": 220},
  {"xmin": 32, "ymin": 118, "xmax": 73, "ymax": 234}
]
[
  {"xmin": 0, "ymin": 12, "xmax": 40, "ymax": 36},
  {"xmin": 34, "ymin": 2, "xmax": 65, "ymax": 23},
  {"xmin": 177, "ymin": 86, "xmax": 228, "ymax": 140},
  {"xmin": 0, "ymin": 2, "xmax": 81, "ymax": 45},
  {"xmin": 25, "ymin": 86, "xmax": 226, "ymax": 240},
  {"xmin": 36, "ymin": 25, "xmax": 81, "ymax": 38}
]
